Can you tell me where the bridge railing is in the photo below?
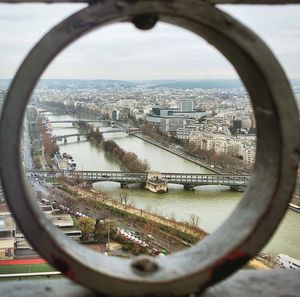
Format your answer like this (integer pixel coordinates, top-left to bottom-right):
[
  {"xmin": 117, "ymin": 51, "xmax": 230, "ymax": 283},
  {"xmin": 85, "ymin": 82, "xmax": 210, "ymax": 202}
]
[
  {"xmin": 28, "ymin": 169, "xmax": 249, "ymax": 185},
  {"xmin": 69, "ymin": 171, "xmax": 148, "ymax": 182},
  {"xmin": 53, "ymin": 133, "xmax": 87, "ymax": 139},
  {"xmin": 162, "ymin": 173, "xmax": 249, "ymax": 183},
  {"xmin": 49, "ymin": 120, "xmax": 107, "ymax": 123}
]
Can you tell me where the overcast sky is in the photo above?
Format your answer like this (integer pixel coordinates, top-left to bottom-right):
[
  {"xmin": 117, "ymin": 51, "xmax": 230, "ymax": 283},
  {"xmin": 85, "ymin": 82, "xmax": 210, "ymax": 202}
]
[{"xmin": 0, "ymin": 3, "xmax": 300, "ymax": 80}]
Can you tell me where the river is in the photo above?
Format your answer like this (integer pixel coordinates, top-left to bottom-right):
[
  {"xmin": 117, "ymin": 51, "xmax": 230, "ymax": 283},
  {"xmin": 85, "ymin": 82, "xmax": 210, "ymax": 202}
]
[{"xmin": 45, "ymin": 112, "xmax": 300, "ymax": 259}]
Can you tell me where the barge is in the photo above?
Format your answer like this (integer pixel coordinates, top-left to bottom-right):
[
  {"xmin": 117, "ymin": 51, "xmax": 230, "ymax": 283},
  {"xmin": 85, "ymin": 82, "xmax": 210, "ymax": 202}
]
[
  {"xmin": 62, "ymin": 153, "xmax": 76, "ymax": 170},
  {"xmin": 145, "ymin": 171, "xmax": 168, "ymax": 194},
  {"xmin": 274, "ymin": 254, "xmax": 300, "ymax": 270},
  {"xmin": 289, "ymin": 203, "xmax": 300, "ymax": 213}
]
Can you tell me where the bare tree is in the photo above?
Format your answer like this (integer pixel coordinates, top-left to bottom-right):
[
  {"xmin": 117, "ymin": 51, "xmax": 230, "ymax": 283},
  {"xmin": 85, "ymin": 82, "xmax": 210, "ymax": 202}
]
[
  {"xmin": 119, "ymin": 189, "xmax": 129, "ymax": 208},
  {"xmin": 189, "ymin": 214, "xmax": 200, "ymax": 227}
]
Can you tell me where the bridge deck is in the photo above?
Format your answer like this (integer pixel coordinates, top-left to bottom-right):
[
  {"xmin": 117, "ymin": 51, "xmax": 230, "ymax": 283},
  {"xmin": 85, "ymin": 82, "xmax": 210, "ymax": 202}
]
[
  {"xmin": 27, "ymin": 170, "xmax": 250, "ymax": 187},
  {"xmin": 49, "ymin": 120, "xmax": 107, "ymax": 123},
  {"xmin": 53, "ymin": 133, "xmax": 87, "ymax": 139},
  {"xmin": 53, "ymin": 129, "xmax": 125, "ymax": 140}
]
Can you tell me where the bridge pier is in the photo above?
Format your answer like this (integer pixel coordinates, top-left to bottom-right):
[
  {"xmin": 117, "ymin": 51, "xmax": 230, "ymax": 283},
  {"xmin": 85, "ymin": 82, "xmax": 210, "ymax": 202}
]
[
  {"xmin": 230, "ymin": 186, "xmax": 244, "ymax": 192},
  {"xmin": 82, "ymin": 181, "xmax": 93, "ymax": 189},
  {"xmin": 120, "ymin": 183, "xmax": 129, "ymax": 189},
  {"xmin": 183, "ymin": 184, "xmax": 195, "ymax": 191}
]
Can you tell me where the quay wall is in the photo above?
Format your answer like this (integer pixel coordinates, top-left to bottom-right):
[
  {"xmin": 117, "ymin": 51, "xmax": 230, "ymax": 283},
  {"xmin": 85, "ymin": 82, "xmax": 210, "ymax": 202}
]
[{"xmin": 132, "ymin": 133, "xmax": 222, "ymax": 174}]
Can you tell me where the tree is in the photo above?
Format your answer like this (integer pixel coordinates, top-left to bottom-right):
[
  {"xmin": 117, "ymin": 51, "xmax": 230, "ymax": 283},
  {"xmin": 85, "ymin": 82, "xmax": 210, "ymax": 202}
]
[
  {"xmin": 119, "ymin": 189, "xmax": 129, "ymax": 208},
  {"xmin": 94, "ymin": 220, "xmax": 116, "ymax": 242},
  {"xmin": 189, "ymin": 214, "xmax": 200, "ymax": 227},
  {"xmin": 94, "ymin": 218, "xmax": 105, "ymax": 241},
  {"xmin": 77, "ymin": 217, "xmax": 95, "ymax": 241},
  {"xmin": 32, "ymin": 154, "xmax": 42, "ymax": 169},
  {"xmin": 43, "ymin": 134, "xmax": 58, "ymax": 158}
]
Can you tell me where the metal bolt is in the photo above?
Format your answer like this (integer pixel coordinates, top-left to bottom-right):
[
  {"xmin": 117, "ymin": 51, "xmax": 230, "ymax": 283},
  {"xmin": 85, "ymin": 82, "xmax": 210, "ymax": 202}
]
[
  {"xmin": 131, "ymin": 257, "xmax": 159, "ymax": 274},
  {"xmin": 132, "ymin": 14, "xmax": 158, "ymax": 30}
]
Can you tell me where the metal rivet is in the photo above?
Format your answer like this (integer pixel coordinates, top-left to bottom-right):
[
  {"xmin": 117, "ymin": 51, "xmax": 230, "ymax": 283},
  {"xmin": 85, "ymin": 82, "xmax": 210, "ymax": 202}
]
[
  {"xmin": 132, "ymin": 14, "xmax": 158, "ymax": 30},
  {"xmin": 132, "ymin": 257, "xmax": 159, "ymax": 274}
]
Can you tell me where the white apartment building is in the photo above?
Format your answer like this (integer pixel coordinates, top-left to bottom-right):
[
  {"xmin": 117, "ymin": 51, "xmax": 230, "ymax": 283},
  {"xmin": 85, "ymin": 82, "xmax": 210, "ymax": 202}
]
[
  {"xmin": 176, "ymin": 125, "xmax": 200, "ymax": 141},
  {"xmin": 176, "ymin": 128, "xmax": 191, "ymax": 140},
  {"xmin": 189, "ymin": 130, "xmax": 256, "ymax": 164},
  {"xmin": 241, "ymin": 144, "xmax": 256, "ymax": 165},
  {"xmin": 189, "ymin": 131, "xmax": 216, "ymax": 151},
  {"xmin": 160, "ymin": 117, "xmax": 196, "ymax": 134}
]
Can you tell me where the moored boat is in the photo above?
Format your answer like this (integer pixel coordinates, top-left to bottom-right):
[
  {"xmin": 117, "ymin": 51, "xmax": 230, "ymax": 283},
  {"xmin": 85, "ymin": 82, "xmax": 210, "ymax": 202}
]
[
  {"xmin": 274, "ymin": 254, "xmax": 300, "ymax": 270},
  {"xmin": 61, "ymin": 153, "xmax": 76, "ymax": 170},
  {"xmin": 145, "ymin": 171, "xmax": 168, "ymax": 194},
  {"xmin": 289, "ymin": 203, "xmax": 300, "ymax": 213}
]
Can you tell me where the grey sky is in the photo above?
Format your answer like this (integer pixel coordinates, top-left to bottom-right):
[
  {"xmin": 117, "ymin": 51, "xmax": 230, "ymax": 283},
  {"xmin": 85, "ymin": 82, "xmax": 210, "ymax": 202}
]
[{"xmin": 0, "ymin": 4, "xmax": 300, "ymax": 80}]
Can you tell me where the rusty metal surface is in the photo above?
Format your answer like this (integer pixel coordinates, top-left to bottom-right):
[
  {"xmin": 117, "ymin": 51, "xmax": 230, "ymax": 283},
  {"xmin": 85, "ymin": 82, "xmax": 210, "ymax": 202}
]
[
  {"xmin": 1, "ymin": 270, "xmax": 300, "ymax": 297},
  {"xmin": 0, "ymin": 0, "xmax": 299, "ymax": 296},
  {"xmin": 201, "ymin": 269, "xmax": 300, "ymax": 297}
]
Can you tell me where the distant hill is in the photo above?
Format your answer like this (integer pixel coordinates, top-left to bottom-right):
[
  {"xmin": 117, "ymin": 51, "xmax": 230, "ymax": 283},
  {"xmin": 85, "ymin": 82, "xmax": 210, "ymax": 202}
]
[
  {"xmin": 292, "ymin": 80, "xmax": 300, "ymax": 87},
  {"xmin": 1, "ymin": 79, "xmax": 299, "ymax": 91},
  {"xmin": 145, "ymin": 79, "xmax": 300, "ymax": 90},
  {"xmin": 35, "ymin": 79, "xmax": 137, "ymax": 90},
  {"xmin": 0, "ymin": 79, "xmax": 10, "ymax": 89},
  {"xmin": 0, "ymin": 79, "xmax": 137, "ymax": 90},
  {"xmin": 147, "ymin": 79, "xmax": 243, "ymax": 89}
]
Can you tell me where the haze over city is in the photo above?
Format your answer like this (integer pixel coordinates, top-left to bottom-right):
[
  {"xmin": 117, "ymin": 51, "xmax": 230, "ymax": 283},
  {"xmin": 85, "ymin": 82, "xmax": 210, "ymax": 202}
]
[{"xmin": 0, "ymin": 4, "xmax": 300, "ymax": 80}]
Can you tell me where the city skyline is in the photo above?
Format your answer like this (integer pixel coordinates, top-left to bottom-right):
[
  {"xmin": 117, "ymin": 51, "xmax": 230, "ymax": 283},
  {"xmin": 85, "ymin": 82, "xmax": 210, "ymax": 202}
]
[{"xmin": 0, "ymin": 4, "xmax": 300, "ymax": 80}]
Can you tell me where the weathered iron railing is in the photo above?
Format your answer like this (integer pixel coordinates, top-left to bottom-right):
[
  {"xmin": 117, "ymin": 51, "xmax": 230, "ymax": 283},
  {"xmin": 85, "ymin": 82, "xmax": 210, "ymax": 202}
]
[
  {"xmin": 0, "ymin": 0, "xmax": 300, "ymax": 297},
  {"xmin": 2, "ymin": 0, "xmax": 300, "ymax": 4}
]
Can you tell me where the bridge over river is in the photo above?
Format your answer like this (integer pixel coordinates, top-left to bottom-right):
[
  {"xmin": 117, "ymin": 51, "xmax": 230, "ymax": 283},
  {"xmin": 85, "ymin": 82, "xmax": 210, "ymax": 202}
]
[
  {"xmin": 49, "ymin": 119, "xmax": 109, "ymax": 124},
  {"xmin": 27, "ymin": 170, "xmax": 250, "ymax": 191},
  {"xmin": 53, "ymin": 128, "xmax": 141, "ymax": 142},
  {"xmin": 53, "ymin": 130, "xmax": 124, "ymax": 142}
]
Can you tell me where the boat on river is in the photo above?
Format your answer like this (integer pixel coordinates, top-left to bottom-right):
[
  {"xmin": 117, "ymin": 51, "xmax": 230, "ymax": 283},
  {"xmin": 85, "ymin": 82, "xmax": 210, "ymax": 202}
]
[
  {"xmin": 62, "ymin": 153, "xmax": 76, "ymax": 170},
  {"xmin": 53, "ymin": 153, "xmax": 71, "ymax": 171},
  {"xmin": 145, "ymin": 171, "xmax": 168, "ymax": 194},
  {"xmin": 274, "ymin": 254, "xmax": 300, "ymax": 270}
]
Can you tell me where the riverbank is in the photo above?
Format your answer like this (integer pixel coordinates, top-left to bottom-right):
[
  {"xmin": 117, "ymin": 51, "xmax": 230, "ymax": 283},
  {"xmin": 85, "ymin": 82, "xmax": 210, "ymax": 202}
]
[
  {"xmin": 77, "ymin": 123, "xmax": 150, "ymax": 173},
  {"xmin": 60, "ymin": 182, "xmax": 207, "ymax": 245},
  {"xmin": 44, "ymin": 111, "xmax": 300, "ymax": 259},
  {"xmin": 50, "ymin": 180, "xmax": 271, "ymax": 269},
  {"xmin": 133, "ymin": 133, "xmax": 223, "ymax": 174},
  {"xmin": 133, "ymin": 133, "xmax": 300, "ymax": 207}
]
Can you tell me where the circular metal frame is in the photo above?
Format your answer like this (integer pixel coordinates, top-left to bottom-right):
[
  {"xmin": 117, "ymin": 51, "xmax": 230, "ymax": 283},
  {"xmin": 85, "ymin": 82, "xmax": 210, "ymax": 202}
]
[{"xmin": 0, "ymin": 0, "xmax": 299, "ymax": 296}]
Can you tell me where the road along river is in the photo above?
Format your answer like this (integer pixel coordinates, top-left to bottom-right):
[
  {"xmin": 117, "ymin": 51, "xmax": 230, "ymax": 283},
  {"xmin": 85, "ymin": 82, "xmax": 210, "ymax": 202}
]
[{"xmin": 45, "ymin": 113, "xmax": 300, "ymax": 259}]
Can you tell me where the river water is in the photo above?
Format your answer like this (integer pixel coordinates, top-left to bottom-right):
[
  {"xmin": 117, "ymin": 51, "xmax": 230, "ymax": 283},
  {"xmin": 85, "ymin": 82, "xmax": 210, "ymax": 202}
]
[{"xmin": 46, "ymin": 113, "xmax": 300, "ymax": 259}]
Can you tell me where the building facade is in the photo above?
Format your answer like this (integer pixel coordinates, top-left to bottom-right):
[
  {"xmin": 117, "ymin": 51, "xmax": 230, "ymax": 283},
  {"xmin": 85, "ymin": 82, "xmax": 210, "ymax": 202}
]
[{"xmin": 179, "ymin": 99, "xmax": 193, "ymax": 112}]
